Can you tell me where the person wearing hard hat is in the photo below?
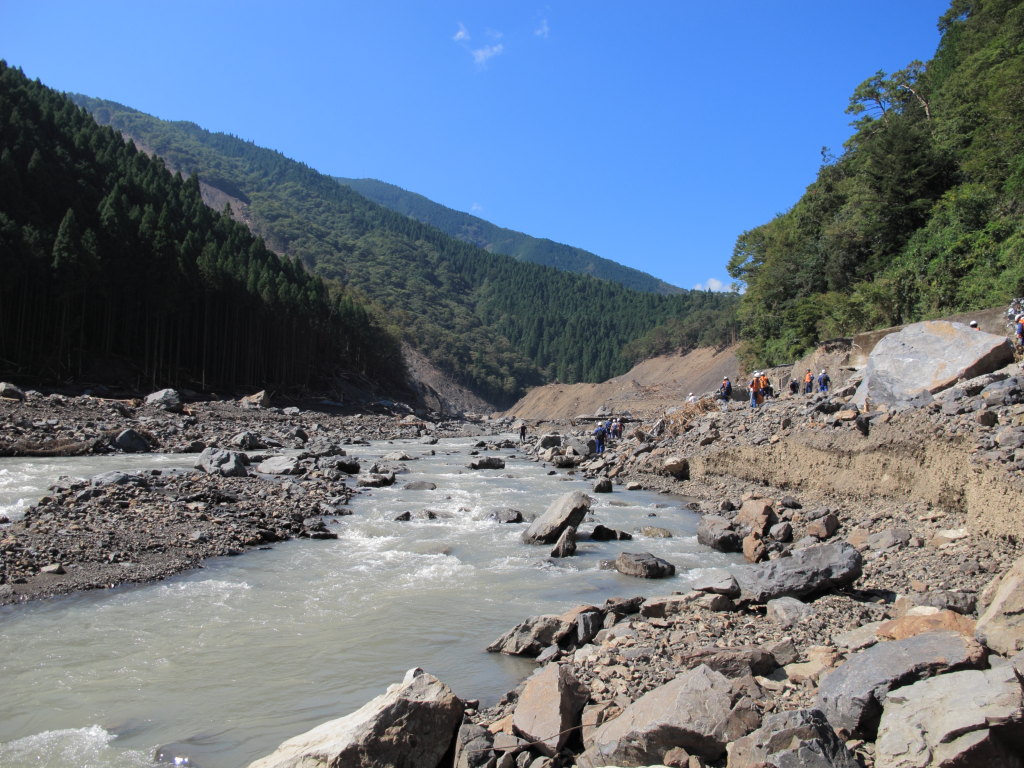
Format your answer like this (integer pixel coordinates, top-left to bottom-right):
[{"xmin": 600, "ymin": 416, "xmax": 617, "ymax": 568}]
[{"xmin": 817, "ymin": 369, "xmax": 831, "ymax": 393}]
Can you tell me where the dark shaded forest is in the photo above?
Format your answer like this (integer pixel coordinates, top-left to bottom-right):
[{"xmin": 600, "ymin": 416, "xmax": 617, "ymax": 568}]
[
  {"xmin": 728, "ymin": 0, "xmax": 1024, "ymax": 367},
  {"xmin": 0, "ymin": 62, "xmax": 404, "ymax": 395}
]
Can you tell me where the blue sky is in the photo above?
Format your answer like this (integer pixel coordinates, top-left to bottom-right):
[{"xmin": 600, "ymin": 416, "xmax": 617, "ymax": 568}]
[{"xmin": 1, "ymin": 1, "xmax": 948, "ymax": 292}]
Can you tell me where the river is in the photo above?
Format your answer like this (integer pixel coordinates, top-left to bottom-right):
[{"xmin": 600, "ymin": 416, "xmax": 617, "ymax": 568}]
[{"xmin": 0, "ymin": 436, "xmax": 738, "ymax": 767}]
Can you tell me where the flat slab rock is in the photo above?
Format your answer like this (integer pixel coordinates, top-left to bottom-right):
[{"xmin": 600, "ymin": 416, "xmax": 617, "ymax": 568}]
[
  {"xmin": 615, "ymin": 552, "xmax": 676, "ymax": 578},
  {"xmin": 726, "ymin": 541, "xmax": 863, "ymax": 603},
  {"xmin": 522, "ymin": 491, "xmax": 592, "ymax": 545}
]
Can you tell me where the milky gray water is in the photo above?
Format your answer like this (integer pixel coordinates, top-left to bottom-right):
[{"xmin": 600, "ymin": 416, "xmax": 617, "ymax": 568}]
[{"xmin": 0, "ymin": 436, "xmax": 739, "ymax": 767}]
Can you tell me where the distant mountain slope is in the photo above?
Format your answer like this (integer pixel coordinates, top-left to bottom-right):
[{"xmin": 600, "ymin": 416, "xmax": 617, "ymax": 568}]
[
  {"xmin": 336, "ymin": 177, "xmax": 683, "ymax": 295},
  {"xmin": 71, "ymin": 95, "xmax": 738, "ymax": 406}
]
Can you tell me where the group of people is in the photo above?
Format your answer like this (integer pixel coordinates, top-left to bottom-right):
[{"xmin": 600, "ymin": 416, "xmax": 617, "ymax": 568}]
[
  {"xmin": 592, "ymin": 418, "xmax": 623, "ymax": 454},
  {"xmin": 712, "ymin": 368, "xmax": 832, "ymax": 410}
]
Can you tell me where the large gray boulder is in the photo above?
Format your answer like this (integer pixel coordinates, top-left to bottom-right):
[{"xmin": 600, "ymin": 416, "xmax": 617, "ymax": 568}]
[
  {"xmin": 575, "ymin": 665, "xmax": 759, "ymax": 766},
  {"xmin": 852, "ymin": 321, "xmax": 1013, "ymax": 411},
  {"xmin": 816, "ymin": 630, "xmax": 987, "ymax": 739},
  {"xmin": 196, "ymin": 447, "xmax": 248, "ymax": 477},
  {"xmin": 727, "ymin": 541, "xmax": 862, "ymax": 604},
  {"xmin": 728, "ymin": 708, "xmax": 860, "ymax": 768},
  {"xmin": 246, "ymin": 668, "xmax": 464, "ymax": 768},
  {"xmin": 615, "ymin": 552, "xmax": 676, "ymax": 579},
  {"xmin": 697, "ymin": 515, "xmax": 741, "ymax": 552},
  {"xmin": 467, "ymin": 456, "xmax": 505, "ymax": 470},
  {"xmin": 0, "ymin": 381, "xmax": 26, "ymax": 400},
  {"xmin": 145, "ymin": 388, "xmax": 183, "ymax": 412},
  {"xmin": 256, "ymin": 456, "xmax": 302, "ymax": 475},
  {"xmin": 875, "ymin": 664, "xmax": 1024, "ymax": 768},
  {"xmin": 512, "ymin": 663, "xmax": 589, "ymax": 757},
  {"xmin": 486, "ymin": 615, "xmax": 573, "ymax": 657},
  {"xmin": 522, "ymin": 491, "xmax": 592, "ymax": 545},
  {"xmin": 113, "ymin": 428, "xmax": 151, "ymax": 453}
]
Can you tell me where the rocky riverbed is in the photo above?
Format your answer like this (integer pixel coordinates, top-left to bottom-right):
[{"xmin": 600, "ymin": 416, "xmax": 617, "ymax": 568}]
[{"xmin": 6, "ymin": 322, "xmax": 1024, "ymax": 768}]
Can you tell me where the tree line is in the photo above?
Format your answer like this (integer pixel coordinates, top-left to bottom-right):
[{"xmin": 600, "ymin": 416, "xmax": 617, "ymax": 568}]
[{"xmin": 0, "ymin": 62, "xmax": 404, "ymax": 394}]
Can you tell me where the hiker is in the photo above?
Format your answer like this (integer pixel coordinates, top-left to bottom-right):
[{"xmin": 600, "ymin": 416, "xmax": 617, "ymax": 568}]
[
  {"xmin": 748, "ymin": 372, "xmax": 763, "ymax": 409},
  {"xmin": 519, "ymin": 423, "xmax": 527, "ymax": 442},
  {"xmin": 817, "ymin": 369, "xmax": 831, "ymax": 393},
  {"xmin": 592, "ymin": 423, "xmax": 606, "ymax": 454},
  {"xmin": 789, "ymin": 378, "xmax": 799, "ymax": 396},
  {"xmin": 759, "ymin": 372, "xmax": 773, "ymax": 399},
  {"xmin": 803, "ymin": 368, "xmax": 814, "ymax": 394},
  {"xmin": 1016, "ymin": 316, "xmax": 1024, "ymax": 350},
  {"xmin": 719, "ymin": 377, "xmax": 732, "ymax": 401},
  {"xmin": 686, "ymin": 392, "xmax": 696, "ymax": 403}
]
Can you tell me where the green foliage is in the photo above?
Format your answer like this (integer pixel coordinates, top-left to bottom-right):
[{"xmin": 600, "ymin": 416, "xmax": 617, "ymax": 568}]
[
  {"xmin": 71, "ymin": 95, "xmax": 738, "ymax": 405},
  {"xmin": 729, "ymin": 0, "xmax": 1024, "ymax": 368},
  {"xmin": 0, "ymin": 62, "xmax": 404, "ymax": 393}
]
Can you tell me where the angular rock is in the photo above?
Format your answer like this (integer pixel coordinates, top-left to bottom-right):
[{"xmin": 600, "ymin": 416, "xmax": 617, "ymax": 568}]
[
  {"xmin": 488, "ymin": 508, "xmax": 524, "ymax": 524},
  {"xmin": 453, "ymin": 723, "xmax": 495, "ymax": 768},
  {"xmin": 575, "ymin": 665, "xmax": 756, "ymax": 766},
  {"xmin": 231, "ymin": 430, "xmax": 265, "ymax": 450},
  {"xmin": 591, "ymin": 524, "xmax": 632, "ymax": 541},
  {"xmin": 697, "ymin": 515, "xmax": 741, "ymax": 553},
  {"xmin": 239, "ymin": 390, "xmax": 271, "ymax": 409},
  {"xmin": 246, "ymin": 668, "xmax": 463, "ymax": 768},
  {"xmin": 766, "ymin": 596, "xmax": 814, "ymax": 628},
  {"xmin": 256, "ymin": 456, "xmax": 302, "ymax": 475},
  {"xmin": 196, "ymin": 447, "xmax": 248, "ymax": 478},
  {"xmin": 728, "ymin": 541, "xmax": 863, "ymax": 604},
  {"xmin": 486, "ymin": 615, "xmax": 573, "ymax": 657},
  {"xmin": 593, "ymin": 478, "xmax": 613, "ymax": 493},
  {"xmin": 550, "ymin": 526, "xmax": 577, "ymax": 558},
  {"xmin": 0, "ymin": 381, "xmax": 26, "ymax": 400},
  {"xmin": 615, "ymin": 552, "xmax": 676, "ymax": 579},
  {"xmin": 403, "ymin": 481, "xmax": 437, "ymax": 491},
  {"xmin": 522, "ymin": 491, "xmax": 592, "ymax": 545},
  {"xmin": 468, "ymin": 457, "xmax": 505, "ymax": 470},
  {"xmin": 735, "ymin": 499, "xmax": 777, "ymax": 535},
  {"xmin": 145, "ymin": 388, "xmax": 183, "ymax": 412},
  {"xmin": 691, "ymin": 569, "xmax": 740, "ymax": 597},
  {"xmin": 875, "ymin": 664, "xmax": 1024, "ymax": 768},
  {"xmin": 806, "ymin": 512, "xmax": 839, "ymax": 540},
  {"xmin": 113, "ymin": 428, "xmax": 151, "ymax": 453},
  {"xmin": 975, "ymin": 552, "xmax": 1024, "ymax": 655},
  {"xmin": 852, "ymin": 321, "xmax": 1014, "ymax": 411},
  {"xmin": 512, "ymin": 663, "xmax": 588, "ymax": 757},
  {"xmin": 673, "ymin": 645, "xmax": 777, "ymax": 678},
  {"xmin": 816, "ymin": 630, "xmax": 987, "ymax": 739},
  {"xmin": 662, "ymin": 456, "xmax": 689, "ymax": 479},
  {"xmin": 742, "ymin": 532, "xmax": 767, "ymax": 563},
  {"xmin": 876, "ymin": 609, "xmax": 976, "ymax": 641},
  {"xmin": 728, "ymin": 708, "xmax": 860, "ymax": 768}
]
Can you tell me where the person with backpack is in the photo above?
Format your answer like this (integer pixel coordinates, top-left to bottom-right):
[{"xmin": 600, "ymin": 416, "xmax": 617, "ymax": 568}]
[
  {"xmin": 748, "ymin": 372, "xmax": 763, "ymax": 409},
  {"xmin": 592, "ymin": 423, "xmax": 606, "ymax": 455},
  {"xmin": 803, "ymin": 369, "xmax": 814, "ymax": 394},
  {"xmin": 817, "ymin": 369, "xmax": 831, "ymax": 393}
]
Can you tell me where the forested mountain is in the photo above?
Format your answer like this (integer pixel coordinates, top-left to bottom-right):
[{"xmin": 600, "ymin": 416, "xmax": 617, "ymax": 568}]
[
  {"xmin": 0, "ymin": 62, "xmax": 403, "ymax": 394},
  {"xmin": 729, "ymin": 0, "xmax": 1024, "ymax": 367},
  {"xmin": 70, "ymin": 94, "xmax": 738, "ymax": 405},
  {"xmin": 335, "ymin": 177, "xmax": 685, "ymax": 295}
]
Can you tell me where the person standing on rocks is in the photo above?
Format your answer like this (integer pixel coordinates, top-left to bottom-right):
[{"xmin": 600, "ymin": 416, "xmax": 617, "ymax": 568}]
[
  {"xmin": 519, "ymin": 423, "xmax": 527, "ymax": 442},
  {"xmin": 803, "ymin": 368, "xmax": 814, "ymax": 394},
  {"xmin": 592, "ymin": 423, "xmax": 607, "ymax": 454},
  {"xmin": 759, "ymin": 371, "xmax": 773, "ymax": 399},
  {"xmin": 789, "ymin": 378, "xmax": 799, "ymax": 396},
  {"xmin": 748, "ymin": 372, "xmax": 763, "ymax": 409},
  {"xmin": 1016, "ymin": 315, "xmax": 1024, "ymax": 350},
  {"xmin": 719, "ymin": 377, "xmax": 732, "ymax": 403},
  {"xmin": 818, "ymin": 369, "xmax": 831, "ymax": 393}
]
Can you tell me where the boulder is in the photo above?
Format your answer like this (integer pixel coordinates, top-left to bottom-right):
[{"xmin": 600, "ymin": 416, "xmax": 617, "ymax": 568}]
[
  {"xmin": 591, "ymin": 524, "xmax": 632, "ymax": 541},
  {"xmin": 728, "ymin": 708, "xmax": 860, "ymax": 768},
  {"xmin": 357, "ymin": 472, "xmax": 396, "ymax": 487},
  {"xmin": 806, "ymin": 512, "xmax": 839, "ymax": 540},
  {"xmin": 852, "ymin": 321, "xmax": 1014, "ymax": 411},
  {"xmin": 239, "ymin": 389, "xmax": 271, "ymax": 408},
  {"xmin": 766, "ymin": 596, "xmax": 814, "ymax": 628},
  {"xmin": 196, "ymin": 447, "xmax": 248, "ymax": 478},
  {"xmin": 593, "ymin": 478, "xmax": 613, "ymax": 493},
  {"xmin": 673, "ymin": 645, "xmax": 777, "ymax": 678},
  {"xmin": 691, "ymin": 569, "xmax": 740, "ymax": 597},
  {"xmin": 697, "ymin": 515, "xmax": 741, "ymax": 553},
  {"xmin": 452, "ymin": 723, "xmax": 495, "ymax": 768},
  {"xmin": 488, "ymin": 508, "xmax": 524, "ymax": 524},
  {"xmin": 231, "ymin": 430, "xmax": 265, "ymax": 450},
  {"xmin": 815, "ymin": 630, "xmax": 987, "ymax": 739},
  {"xmin": 615, "ymin": 552, "xmax": 676, "ymax": 579},
  {"xmin": 468, "ymin": 457, "xmax": 505, "ymax": 470},
  {"xmin": 522, "ymin": 491, "xmax": 592, "ymax": 545},
  {"xmin": 403, "ymin": 481, "xmax": 437, "ymax": 491},
  {"xmin": 876, "ymin": 609, "xmax": 976, "ymax": 641},
  {"xmin": 538, "ymin": 434, "xmax": 562, "ymax": 449},
  {"xmin": 113, "ymin": 428, "xmax": 151, "ymax": 453},
  {"xmin": 550, "ymin": 526, "xmax": 577, "ymax": 558},
  {"xmin": 0, "ymin": 381, "xmax": 26, "ymax": 400},
  {"xmin": 90, "ymin": 470, "xmax": 145, "ymax": 487},
  {"xmin": 727, "ymin": 541, "xmax": 863, "ymax": 604},
  {"xmin": 575, "ymin": 665, "xmax": 758, "ymax": 766},
  {"xmin": 145, "ymin": 388, "xmax": 183, "ymax": 412},
  {"xmin": 735, "ymin": 499, "xmax": 777, "ymax": 535},
  {"xmin": 256, "ymin": 456, "xmax": 302, "ymax": 475},
  {"xmin": 875, "ymin": 664, "xmax": 1024, "ymax": 768},
  {"xmin": 486, "ymin": 615, "xmax": 573, "ymax": 657},
  {"xmin": 742, "ymin": 532, "xmax": 768, "ymax": 563},
  {"xmin": 975, "ymin": 553, "xmax": 1024, "ymax": 655},
  {"xmin": 246, "ymin": 668, "xmax": 463, "ymax": 768},
  {"xmin": 662, "ymin": 456, "xmax": 689, "ymax": 479},
  {"xmin": 512, "ymin": 663, "xmax": 588, "ymax": 757}
]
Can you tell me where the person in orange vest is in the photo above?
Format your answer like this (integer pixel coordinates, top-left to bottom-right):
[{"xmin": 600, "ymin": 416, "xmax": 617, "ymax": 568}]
[
  {"xmin": 759, "ymin": 372, "xmax": 772, "ymax": 399},
  {"xmin": 749, "ymin": 371, "xmax": 763, "ymax": 409},
  {"xmin": 803, "ymin": 368, "xmax": 813, "ymax": 394}
]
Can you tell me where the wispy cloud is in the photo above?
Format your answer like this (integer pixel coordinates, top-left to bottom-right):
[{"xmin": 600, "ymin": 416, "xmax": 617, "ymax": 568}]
[
  {"xmin": 534, "ymin": 18, "xmax": 550, "ymax": 38},
  {"xmin": 470, "ymin": 202, "xmax": 484, "ymax": 213},
  {"xmin": 695, "ymin": 278, "xmax": 727, "ymax": 292},
  {"xmin": 453, "ymin": 22, "xmax": 470, "ymax": 42},
  {"xmin": 472, "ymin": 43, "xmax": 504, "ymax": 66}
]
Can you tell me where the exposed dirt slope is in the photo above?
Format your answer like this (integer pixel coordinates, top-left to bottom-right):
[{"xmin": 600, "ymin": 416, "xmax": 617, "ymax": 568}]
[{"xmin": 504, "ymin": 345, "xmax": 740, "ymax": 421}]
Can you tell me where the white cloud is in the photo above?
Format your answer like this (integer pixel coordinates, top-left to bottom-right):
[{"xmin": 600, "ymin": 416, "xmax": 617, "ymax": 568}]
[
  {"xmin": 453, "ymin": 22, "xmax": 470, "ymax": 42},
  {"xmin": 472, "ymin": 43, "xmax": 504, "ymax": 66},
  {"xmin": 470, "ymin": 202, "xmax": 484, "ymax": 213},
  {"xmin": 534, "ymin": 18, "xmax": 550, "ymax": 38},
  {"xmin": 694, "ymin": 278, "xmax": 727, "ymax": 292}
]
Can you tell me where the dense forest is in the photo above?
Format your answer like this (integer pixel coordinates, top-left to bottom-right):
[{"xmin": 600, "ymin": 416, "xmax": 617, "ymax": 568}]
[
  {"xmin": 71, "ymin": 95, "xmax": 739, "ymax": 404},
  {"xmin": 335, "ymin": 177, "xmax": 684, "ymax": 295},
  {"xmin": 0, "ymin": 62, "xmax": 404, "ymax": 394},
  {"xmin": 729, "ymin": 0, "xmax": 1024, "ymax": 367}
]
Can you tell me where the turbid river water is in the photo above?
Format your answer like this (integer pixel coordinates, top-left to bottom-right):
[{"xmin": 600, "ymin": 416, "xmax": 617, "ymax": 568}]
[{"xmin": 0, "ymin": 436, "xmax": 739, "ymax": 768}]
